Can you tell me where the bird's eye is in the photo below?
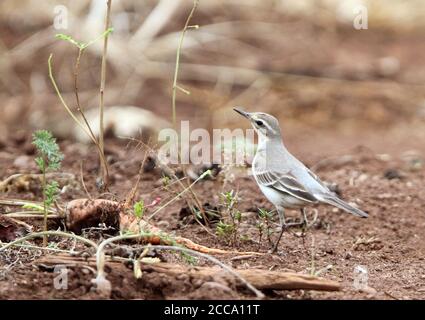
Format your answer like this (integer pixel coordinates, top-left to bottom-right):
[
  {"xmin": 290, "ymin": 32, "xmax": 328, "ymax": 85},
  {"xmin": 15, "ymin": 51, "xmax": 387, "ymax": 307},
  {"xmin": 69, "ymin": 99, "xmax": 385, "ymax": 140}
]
[{"xmin": 255, "ymin": 120, "xmax": 264, "ymax": 126}]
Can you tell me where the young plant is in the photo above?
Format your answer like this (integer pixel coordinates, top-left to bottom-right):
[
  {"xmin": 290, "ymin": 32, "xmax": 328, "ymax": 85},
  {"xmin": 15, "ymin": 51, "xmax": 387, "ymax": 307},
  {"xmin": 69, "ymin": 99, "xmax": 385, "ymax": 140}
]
[
  {"xmin": 216, "ymin": 190, "xmax": 242, "ymax": 246},
  {"xmin": 32, "ymin": 130, "xmax": 63, "ymax": 246},
  {"xmin": 216, "ymin": 220, "xmax": 235, "ymax": 240},
  {"xmin": 257, "ymin": 208, "xmax": 273, "ymax": 246},
  {"xmin": 49, "ymin": 25, "xmax": 113, "ymax": 190}
]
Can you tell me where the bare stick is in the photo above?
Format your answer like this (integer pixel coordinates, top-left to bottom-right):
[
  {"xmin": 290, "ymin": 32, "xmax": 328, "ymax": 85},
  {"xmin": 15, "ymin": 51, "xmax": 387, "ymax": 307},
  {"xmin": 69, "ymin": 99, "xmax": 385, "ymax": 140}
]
[{"xmin": 98, "ymin": 0, "xmax": 113, "ymax": 188}]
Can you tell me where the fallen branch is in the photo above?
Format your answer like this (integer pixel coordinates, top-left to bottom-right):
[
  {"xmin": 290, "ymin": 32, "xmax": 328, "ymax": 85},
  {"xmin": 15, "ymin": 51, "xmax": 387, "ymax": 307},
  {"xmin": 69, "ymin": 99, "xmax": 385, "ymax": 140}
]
[
  {"xmin": 36, "ymin": 254, "xmax": 340, "ymax": 292},
  {"xmin": 94, "ymin": 235, "xmax": 265, "ymax": 298}
]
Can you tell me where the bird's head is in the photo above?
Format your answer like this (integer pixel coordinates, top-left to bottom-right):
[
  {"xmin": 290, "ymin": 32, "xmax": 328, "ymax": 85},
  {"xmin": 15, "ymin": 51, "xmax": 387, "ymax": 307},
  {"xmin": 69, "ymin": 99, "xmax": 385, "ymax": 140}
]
[{"xmin": 233, "ymin": 107, "xmax": 281, "ymax": 140}]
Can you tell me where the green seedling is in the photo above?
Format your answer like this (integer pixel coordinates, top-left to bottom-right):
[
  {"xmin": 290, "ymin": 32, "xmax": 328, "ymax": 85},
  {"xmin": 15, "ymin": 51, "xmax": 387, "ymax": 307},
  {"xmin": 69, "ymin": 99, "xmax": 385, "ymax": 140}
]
[
  {"xmin": 216, "ymin": 190, "xmax": 242, "ymax": 246},
  {"xmin": 258, "ymin": 208, "xmax": 274, "ymax": 246},
  {"xmin": 32, "ymin": 130, "xmax": 63, "ymax": 246},
  {"xmin": 216, "ymin": 220, "xmax": 235, "ymax": 239},
  {"xmin": 55, "ymin": 28, "xmax": 113, "ymax": 51}
]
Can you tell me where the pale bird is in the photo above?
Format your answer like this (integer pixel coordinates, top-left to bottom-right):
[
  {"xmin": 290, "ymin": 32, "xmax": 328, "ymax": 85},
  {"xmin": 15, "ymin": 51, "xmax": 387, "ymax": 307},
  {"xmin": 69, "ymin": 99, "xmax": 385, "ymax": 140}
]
[{"xmin": 234, "ymin": 107, "xmax": 368, "ymax": 253}]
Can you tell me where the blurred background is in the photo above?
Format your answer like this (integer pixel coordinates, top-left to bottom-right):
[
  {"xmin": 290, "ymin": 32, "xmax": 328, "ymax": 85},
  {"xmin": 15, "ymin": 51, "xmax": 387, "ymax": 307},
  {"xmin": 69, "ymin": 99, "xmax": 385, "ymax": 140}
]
[{"xmin": 1, "ymin": 0, "xmax": 425, "ymax": 162}]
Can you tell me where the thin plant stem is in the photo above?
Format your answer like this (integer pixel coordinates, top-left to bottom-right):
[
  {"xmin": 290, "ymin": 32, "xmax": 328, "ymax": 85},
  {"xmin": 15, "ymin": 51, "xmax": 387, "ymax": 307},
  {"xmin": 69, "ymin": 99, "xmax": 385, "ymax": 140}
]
[
  {"xmin": 98, "ymin": 0, "xmax": 113, "ymax": 188},
  {"xmin": 74, "ymin": 48, "xmax": 83, "ymax": 111},
  {"xmin": 48, "ymin": 54, "xmax": 92, "ymax": 137},
  {"xmin": 11, "ymin": 243, "xmax": 81, "ymax": 254},
  {"xmin": 5, "ymin": 213, "xmax": 60, "ymax": 219},
  {"xmin": 79, "ymin": 160, "xmax": 92, "ymax": 200},
  {"xmin": 170, "ymin": 0, "xmax": 209, "ymax": 227},
  {"xmin": 0, "ymin": 199, "xmax": 56, "ymax": 213},
  {"xmin": 48, "ymin": 54, "xmax": 109, "ymax": 185},
  {"xmin": 172, "ymin": 0, "xmax": 199, "ymax": 127},
  {"xmin": 0, "ymin": 231, "xmax": 98, "ymax": 252},
  {"xmin": 120, "ymin": 136, "xmax": 214, "ymax": 235},
  {"xmin": 310, "ymin": 235, "xmax": 316, "ymax": 276},
  {"xmin": 147, "ymin": 169, "xmax": 210, "ymax": 221},
  {"xmin": 74, "ymin": 48, "xmax": 98, "ymax": 147},
  {"xmin": 41, "ymin": 164, "xmax": 47, "ymax": 246}
]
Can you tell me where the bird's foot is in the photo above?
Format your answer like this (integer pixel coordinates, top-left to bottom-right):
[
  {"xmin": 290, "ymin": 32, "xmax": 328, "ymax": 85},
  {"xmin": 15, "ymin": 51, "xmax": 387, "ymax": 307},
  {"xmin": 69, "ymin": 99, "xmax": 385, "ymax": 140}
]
[{"xmin": 300, "ymin": 208, "xmax": 319, "ymax": 231}]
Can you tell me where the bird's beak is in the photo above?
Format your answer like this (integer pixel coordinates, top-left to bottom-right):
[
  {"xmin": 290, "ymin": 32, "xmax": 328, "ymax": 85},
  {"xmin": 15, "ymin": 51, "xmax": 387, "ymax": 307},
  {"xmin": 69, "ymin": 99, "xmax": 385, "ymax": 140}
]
[{"xmin": 233, "ymin": 107, "xmax": 251, "ymax": 119}]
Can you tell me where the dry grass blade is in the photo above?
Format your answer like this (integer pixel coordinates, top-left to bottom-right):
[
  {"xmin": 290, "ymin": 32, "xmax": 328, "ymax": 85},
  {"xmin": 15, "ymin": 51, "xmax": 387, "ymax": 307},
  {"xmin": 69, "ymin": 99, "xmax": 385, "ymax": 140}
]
[{"xmin": 172, "ymin": 0, "xmax": 200, "ymax": 127}]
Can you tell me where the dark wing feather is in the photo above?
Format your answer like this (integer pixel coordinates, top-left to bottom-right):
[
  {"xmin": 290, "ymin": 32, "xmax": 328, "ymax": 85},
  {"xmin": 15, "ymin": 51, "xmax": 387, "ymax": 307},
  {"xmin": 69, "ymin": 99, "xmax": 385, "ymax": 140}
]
[{"xmin": 255, "ymin": 170, "xmax": 317, "ymax": 203}]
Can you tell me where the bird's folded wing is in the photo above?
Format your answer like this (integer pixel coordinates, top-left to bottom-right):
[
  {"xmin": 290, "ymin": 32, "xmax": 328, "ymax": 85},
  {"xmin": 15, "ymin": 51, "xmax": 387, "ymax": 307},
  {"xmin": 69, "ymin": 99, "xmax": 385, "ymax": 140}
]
[
  {"xmin": 306, "ymin": 167, "xmax": 331, "ymax": 192},
  {"xmin": 255, "ymin": 170, "xmax": 318, "ymax": 203}
]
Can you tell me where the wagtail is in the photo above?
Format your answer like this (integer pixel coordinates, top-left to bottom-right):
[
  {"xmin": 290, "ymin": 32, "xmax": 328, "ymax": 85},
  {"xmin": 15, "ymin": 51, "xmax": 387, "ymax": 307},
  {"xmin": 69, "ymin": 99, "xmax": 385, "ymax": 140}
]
[{"xmin": 234, "ymin": 107, "xmax": 368, "ymax": 253}]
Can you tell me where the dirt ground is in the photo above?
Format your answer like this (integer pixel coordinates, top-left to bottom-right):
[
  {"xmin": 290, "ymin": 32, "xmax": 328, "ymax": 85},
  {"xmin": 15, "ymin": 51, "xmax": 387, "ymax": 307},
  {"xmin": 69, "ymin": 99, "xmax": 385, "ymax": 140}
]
[
  {"xmin": 1, "ymin": 2, "xmax": 425, "ymax": 300},
  {"xmin": 1, "ymin": 117, "xmax": 425, "ymax": 300}
]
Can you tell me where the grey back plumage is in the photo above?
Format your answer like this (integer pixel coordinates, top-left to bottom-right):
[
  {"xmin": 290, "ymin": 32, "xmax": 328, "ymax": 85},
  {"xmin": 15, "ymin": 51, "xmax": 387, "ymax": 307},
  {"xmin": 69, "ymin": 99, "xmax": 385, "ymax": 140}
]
[{"xmin": 236, "ymin": 108, "xmax": 368, "ymax": 218}]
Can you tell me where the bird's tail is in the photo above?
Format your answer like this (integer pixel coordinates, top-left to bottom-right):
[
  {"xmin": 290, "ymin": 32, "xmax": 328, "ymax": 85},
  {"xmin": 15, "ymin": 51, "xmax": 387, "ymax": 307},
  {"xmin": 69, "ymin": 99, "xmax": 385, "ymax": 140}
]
[{"xmin": 319, "ymin": 195, "xmax": 368, "ymax": 218}]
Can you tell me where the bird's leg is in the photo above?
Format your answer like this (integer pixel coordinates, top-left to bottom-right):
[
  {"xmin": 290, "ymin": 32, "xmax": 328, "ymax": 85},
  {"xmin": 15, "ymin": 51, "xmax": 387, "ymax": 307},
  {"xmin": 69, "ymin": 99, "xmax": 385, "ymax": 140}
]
[
  {"xmin": 300, "ymin": 208, "xmax": 319, "ymax": 230},
  {"xmin": 277, "ymin": 207, "xmax": 286, "ymax": 227},
  {"xmin": 299, "ymin": 208, "xmax": 308, "ymax": 244},
  {"xmin": 301, "ymin": 208, "xmax": 308, "ymax": 229},
  {"xmin": 269, "ymin": 207, "xmax": 286, "ymax": 254},
  {"xmin": 270, "ymin": 224, "xmax": 285, "ymax": 254}
]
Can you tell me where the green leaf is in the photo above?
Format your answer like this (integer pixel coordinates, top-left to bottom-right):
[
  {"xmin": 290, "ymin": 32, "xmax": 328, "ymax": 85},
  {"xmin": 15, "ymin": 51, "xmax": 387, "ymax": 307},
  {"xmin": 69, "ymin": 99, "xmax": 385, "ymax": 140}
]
[
  {"xmin": 56, "ymin": 28, "xmax": 114, "ymax": 50},
  {"xmin": 44, "ymin": 181, "xmax": 60, "ymax": 208},
  {"xmin": 134, "ymin": 200, "xmax": 145, "ymax": 219},
  {"xmin": 55, "ymin": 33, "xmax": 84, "ymax": 49},
  {"xmin": 81, "ymin": 27, "xmax": 114, "ymax": 49},
  {"xmin": 216, "ymin": 221, "xmax": 234, "ymax": 238},
  {"xmin": 180, "ymin": 251, "xmax": 198, "ymax": 265},
  {"xmin": 258, "ymin": 208, "xmax": 272, "ymax": 219},
  {"xmin": 32, "ymin": 130, "xmax": 63, "ymax": 171},
  {"xmin": 35, "ymin": 157, "xmax": 45, "ymax": 171},
  {"xmin": 22, "ymin": 203, "xmax": 44, "ymax": 212},
  {"xmin": 235, "ymin": 210, "xmax": 242, "ymax": 222}
]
